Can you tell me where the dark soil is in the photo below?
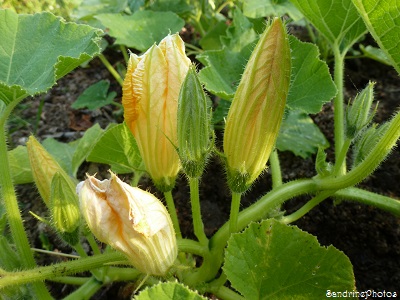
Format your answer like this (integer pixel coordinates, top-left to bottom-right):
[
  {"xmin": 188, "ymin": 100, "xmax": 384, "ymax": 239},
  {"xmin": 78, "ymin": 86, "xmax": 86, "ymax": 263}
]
[{"xmin": 8, "ymin": 37, "xmax": 400, "ymax": 298}]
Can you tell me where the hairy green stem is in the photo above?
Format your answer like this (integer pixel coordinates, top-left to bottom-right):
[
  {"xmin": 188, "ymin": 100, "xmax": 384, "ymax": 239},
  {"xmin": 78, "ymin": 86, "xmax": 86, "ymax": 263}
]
[
  {"xmin": 333, "ymin": 47, "xmax": 346, "ymax": 175},
  {"xmin": 334, "ymin": 187, "xmax": 400, "ymax": 217},
  {"xmin": 332, "ymin": 137, "xmax": 352, "ymax": 176},
  {"xmin": 63, "ymin": 277, "xmax": 103, "ymax": 300},
  {"xmin": 177, "ymin": 238, "xmax": 207, "ymax": 257},
  {"xmin": 164, "ymin": 191, "xmax": 182, "ymax": 239},
  {"xmin": 189, "ymin": 177, "xmax": 208, "ymax": 245},
  {"xmin": 98, "ymin": 54, "xmax": 124, "ymax": 86},
  {"xmin": 0, "ymin": 100, "xmax": 52, "ymax": 298},
  {"xmin": 317, "ymin": 111, "xmax": 400, "ymax": 190},
  {"xmin": 270, "ymin": 149, "xmax": 283, "ymax": 189},
  {"xmin": 229, "ymin": 192, "xmax": 242, "ymax": 234},
  {"xmin": 0, "ymin": 252, "xmax": 126, "ymax": 289},
  {"xmin": 210, "ymin": 285, "xmax": 245, "ymax": 300},
  {"xmin": 281, "ymin": 191, "xmax": 335, "ymax": 224}
]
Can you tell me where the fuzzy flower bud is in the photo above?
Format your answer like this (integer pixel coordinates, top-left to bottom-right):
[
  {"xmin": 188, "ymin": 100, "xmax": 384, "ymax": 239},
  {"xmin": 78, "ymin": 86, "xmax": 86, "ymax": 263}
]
[
  {"xmin": 177, "ymin": 65, "xmax": 212, "ymax": 178},
  {"xmin": 223, "ymin": 18, "xmax": 291, "ymax": 193},
  {"xmin": 26, "ymin": 135, "xmax": 74, "ymax": 205},
  {"xmin": 345, "ymin": 81, "xmax": 376, "ymax": 139},
  {"xmin": 77, "ymin": 172, "xmax": 177, "ymax": 276},
  {"xmin": 50, "ymin": 172, "xmax": 81, "ymax": 245},
  {"xmin": 122, "ymin": 34, "xmax": 191, "ymax": 192}
]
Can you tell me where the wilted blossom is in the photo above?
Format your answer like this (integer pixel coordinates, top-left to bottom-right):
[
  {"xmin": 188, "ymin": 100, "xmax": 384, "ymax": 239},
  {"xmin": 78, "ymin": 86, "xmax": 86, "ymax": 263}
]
[{"xmin": 77, "ymin": 172, "xmax": 177, "ymax": 276}]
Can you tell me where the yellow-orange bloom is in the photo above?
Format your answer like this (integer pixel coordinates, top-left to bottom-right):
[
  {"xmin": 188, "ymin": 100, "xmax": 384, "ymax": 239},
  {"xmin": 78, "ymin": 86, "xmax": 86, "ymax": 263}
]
[
  {"xmin": 122, "ymin": 34, "xmax": 191, "ymax": 191},
  {"xmin": 223, "ymin": 18, "xmax": 291, "ymax": 193},
  {"xmin": 78, "ymin": 172, "xmax": 177, "ymax": 276}
]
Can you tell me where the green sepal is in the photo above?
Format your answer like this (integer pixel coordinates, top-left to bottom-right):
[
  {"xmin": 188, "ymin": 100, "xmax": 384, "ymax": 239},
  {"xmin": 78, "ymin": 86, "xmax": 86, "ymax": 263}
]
[
  {"xmin": 345, "ymin": 81, "xmax": 376, "ymax": 139},
  {"xmin": 352, "ymin": 122, "xmax": 389, "ymax": 168},
  {"xmin": 315, "ymin": 147, "xmax": 332, "ymax": 177},
  {"xmin": 49, "ymin": 172, "xmax": 81, "ymax": 246},
  {"xmin": 177, "ymin": 65, "xmax": 213, "ymax": 179},
  {"xmin": 226, "ymin": 167, "xmax": 251, "ymax": 194}
]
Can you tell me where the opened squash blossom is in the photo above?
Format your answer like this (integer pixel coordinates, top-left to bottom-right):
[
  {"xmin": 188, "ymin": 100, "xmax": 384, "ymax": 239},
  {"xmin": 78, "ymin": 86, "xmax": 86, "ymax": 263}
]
[
  {"xmin": 122, "ymin": 34, "xmax": 191, "ymax": 192},
  {"xmin": 223, "ymin": 18, "xmax": 291, "ymax": 193},
  {"xmin": 77, "ymin": 172, "xmax": 177, "ymax": 276}
]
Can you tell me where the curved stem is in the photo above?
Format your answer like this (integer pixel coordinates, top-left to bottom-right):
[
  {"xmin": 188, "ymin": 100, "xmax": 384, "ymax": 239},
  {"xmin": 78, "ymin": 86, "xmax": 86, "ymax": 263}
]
[
  {"xmin": 212, "ymin": 179, "xmax": 318, "ymax": 249},
  {"xmin": 332, "ymin": 137, "xmax": 352, "ymax": 176},
  {"xmin": 316, "ymin": 111, "xmax": 400, "ymax": 190},
  {"xmin": 189, "ymin": 177, "xmax": 208, "ymax": 245},
  {"xmin": 164, "ymin": 191, "xmax": 182, "ymax": 239},
  {"xmin": 229, "ymin": 192, "xmax": 242, "ymax": 234},
  {"xmin": 281, "ymin": 191, "xmax": 335, "ymax": 224},
  {"xmin": 0, "ymin": 99, "xmax": 52, "ymax": 299},
  {"xmin": 98, "ymin": 54, "xmax": 124, "ymax": 86},
  {"xmin": 177, "ymin": 238, "xmax": 207, "ymax": 257},
  {"xmin": 334, "ymin": 187, "xmax": 400, "ymax": 217}
]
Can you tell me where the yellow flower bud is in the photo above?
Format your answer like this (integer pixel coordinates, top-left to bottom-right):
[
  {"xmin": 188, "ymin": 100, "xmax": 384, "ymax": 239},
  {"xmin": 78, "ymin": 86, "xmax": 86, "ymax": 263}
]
[
  {"xmin": 122, "ymin": 34, "xmax": 191, "ymax": 192},
  {"xmin": 223, "ymin": 18, "xmax": 291, "ymax": 193},
  {"xmin": 26, "ymin": 135, "xmax": 72, "ymax": 205},
  {"xmin": 77, "ymin": 172, "xmax": 177, "ymax": 276}
]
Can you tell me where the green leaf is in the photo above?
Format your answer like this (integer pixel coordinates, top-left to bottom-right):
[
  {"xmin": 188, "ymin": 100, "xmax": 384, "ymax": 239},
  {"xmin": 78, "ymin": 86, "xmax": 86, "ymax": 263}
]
[
  {"xmin": 288, "ymin": 36, "xmax": 337, "ymax": 113},
  {"xmin": 290, "ymin": 0, "xmax": 367, "ymax": 53},
  {"xmin": 199, "ymin": 21, "xmax": 228, "ymax": 51},
  {"xmin": 87, "ymin": 123, "xmax": 143, "ymax": 173},
  {"xmin": 224, "ymin": 219, "xmax": 356, "ymax": 300},
  {"xmin": 0, "ymin": 9, "xmax": 102, "ymax": 105},
  {"xmin": 220, "ymin": 7, "xmax": 259, "ymax": 52},
  {"xmin": 197, "ymin": 47, "xmax": 249, "ymax": 100},
  {"xmin": 359, "ymin": 45, "xmax": 392, "ymax": 66},
  {"xmin": 9, "ymin": 145, "xmax": 33, "ymax": 184},
  {"xmin": 135, "ymin": 282, "xmax": 206, "ymax": 300},
  {"xmin": 95, "ymin": 11, "xmax": 185, "ymax": 51},
  {"xmin": 276, "ymin": 110, "xmax": 329, "ymax": 158},
  {"xmin": 202, "ymin": 36, "xmax": 336, "ymax": 113},
  {"xmin": 71, "ymin": 124, "xmax": 104, "ymax": 177},
  {"xmin": 146, "ymin": 0, "xmax": 193, "ymax": 16},
  {"xmin": 72, "ymin": 80, "xmax": 116, "ymax": 110},
  {"xmin": 241, "ymin": 0, "xmax": 303, "ymax": 20},
  {"xmin": 42, "ymin": 138, "xmax": 78, "ymax": 177},
  {"xmin": 72, "ymin": 0, "xmax": 127, "ymax": 20},
  {"xmin": 352, "ymin": 0, "xmax": 400, "ymax": 73}
]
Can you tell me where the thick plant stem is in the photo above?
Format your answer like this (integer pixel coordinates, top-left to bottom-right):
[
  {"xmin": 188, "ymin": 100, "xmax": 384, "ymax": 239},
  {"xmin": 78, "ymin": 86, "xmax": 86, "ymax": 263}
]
[
  {"xmin": 0, "ymin": 104, "xmax": 52, "ymax": 299},
  {"xmin": 98, "ymin": 54, "xmax": 124, "ymax": 86},
  {"xmin": 334, "ymin": 187, "xmax": 400, "ymax": 217},
  {"xmin": 0, "ymin": 252, "xmax": 126, "ymax": 289},
  {"xmin": 229, "ymin": 192, "xmax": 242, "ymax": 234},
  {"xmin": 164, "ymin": 191, "xmax": 182, "ymax": 239},
  {"xmin": 333, "ymin": 47, "xmax": 346, "ymax": 175},
  {"xmin": 270, "ymin": 149, "xmax": 283, "ymax": 189},
  {"xmin": 317, "ymin": 111, "xmax": 400, "ymax": 190},
  {"xmin": 189, "ymin": 177, "xmax": 208, "ymax": 245},
  {"xmin": 63, "ymin": 277, "xmax": 103, "ymax": 300}
]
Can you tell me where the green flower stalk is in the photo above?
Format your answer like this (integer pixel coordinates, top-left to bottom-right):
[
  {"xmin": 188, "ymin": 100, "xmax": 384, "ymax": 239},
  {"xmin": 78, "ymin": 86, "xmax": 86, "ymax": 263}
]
[
  {"xmin": 177, "ymin": 65, "xmax": 212, "ymax": 179},
  {"xmin": 223, "ymin": 18, "xmax": 291, "ymax": 193}
]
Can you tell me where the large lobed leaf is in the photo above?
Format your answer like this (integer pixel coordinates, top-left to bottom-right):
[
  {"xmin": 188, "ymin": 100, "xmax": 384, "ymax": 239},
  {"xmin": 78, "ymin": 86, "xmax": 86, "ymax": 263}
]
[
  {"xmin": 224, "ymin": 219, "xmax": 356, "ymax": 299},
  {"xmin": 352, "ymin": 0, "xmax": 400, "ymax": 74},
  {"xmin": 290, "ymin": 0, "xmax": 367, "ymax": 52},
  {"xmin": 135, "ymin": 282, "xmax": 206, "ymax": 300},
  {"xmin": 95, "ymin": 10, "xmax": 185, "ymax": 51},
  {"xmin": 0, "ymin": 9, "xmax": 102, "ymax": 105}
]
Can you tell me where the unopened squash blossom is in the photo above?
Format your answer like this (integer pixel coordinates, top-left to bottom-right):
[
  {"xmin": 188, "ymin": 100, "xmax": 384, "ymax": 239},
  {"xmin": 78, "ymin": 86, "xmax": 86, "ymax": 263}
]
[
  {"xmin": 122, "ymin": 34, "xmax": 191, "ymax": 192},
  {"xmin": 77, "ymin": 172, "xmax": 177, "ymax": 276},
  {"xmin": 223, "ymin": 18, "xmax": 291, "ymax": 193}
]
